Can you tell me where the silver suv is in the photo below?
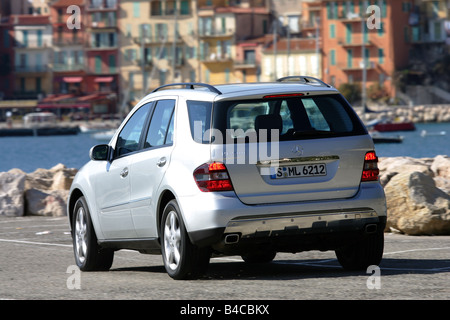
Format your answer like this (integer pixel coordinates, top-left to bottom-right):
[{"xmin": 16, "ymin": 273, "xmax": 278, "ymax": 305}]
[{"xmin": 68, "ymin": 76, "xmax": 386, "ymax": 279}]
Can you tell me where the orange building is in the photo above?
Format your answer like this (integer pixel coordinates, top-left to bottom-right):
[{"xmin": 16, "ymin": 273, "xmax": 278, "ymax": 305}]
[{"xmin": 320, "ymin": 0, "xmax": 415, "ymax": 103}]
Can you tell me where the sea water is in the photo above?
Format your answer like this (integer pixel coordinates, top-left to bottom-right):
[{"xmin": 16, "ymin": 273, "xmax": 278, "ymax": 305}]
[{"xmin": 0, "ymin": 122, "xmax": 449, "ymax": 173}]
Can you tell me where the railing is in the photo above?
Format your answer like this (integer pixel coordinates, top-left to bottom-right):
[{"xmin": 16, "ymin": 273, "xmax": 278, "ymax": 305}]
[
  {"xmin": 53, "ymin": 64, "xmax": 85, "ymax": 72},
  {"xmin": 337, "ymin": 36, "xmax": 373, "ymax": 46},
  {"xmin": 15, "ymin": 65, "xmax": 49, "ymax": 73},
  {"xmin": 337, "ymin": 61, "xmax": 377, "ymax": 70}
]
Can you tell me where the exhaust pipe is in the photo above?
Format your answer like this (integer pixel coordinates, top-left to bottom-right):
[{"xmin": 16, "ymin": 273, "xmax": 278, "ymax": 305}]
[
  {"xmin": 365, "ymin": 224, "xmax": 378, "ymax": 234},
  {"xmin": 224, "ymin": 234, "xmax": 240, "ymax": 244}
]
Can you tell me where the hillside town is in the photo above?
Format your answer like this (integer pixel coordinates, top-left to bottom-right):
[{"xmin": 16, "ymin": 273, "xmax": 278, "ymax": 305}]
[{"xmin": 0, "ymin": 0, "xmax": 449, "ymax": 119}]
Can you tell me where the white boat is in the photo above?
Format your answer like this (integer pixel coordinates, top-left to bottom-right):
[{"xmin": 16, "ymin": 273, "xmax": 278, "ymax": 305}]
[
  {"xmin": 420, "ymin": 130, "xmax": 446, "ymax": 137},
  {"xmin": 91, "ymin": 129, "xmax": 115, "ymax": 141}
]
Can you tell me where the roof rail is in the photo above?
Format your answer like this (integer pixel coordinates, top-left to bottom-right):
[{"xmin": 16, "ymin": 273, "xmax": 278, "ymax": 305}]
[
  {"xmin": 151, "ymin": 82, "xmax": 222, "ymax": 94},
  {"xmin": 276, "ymin": 76, "xmax": 332, "ymax": 88}
]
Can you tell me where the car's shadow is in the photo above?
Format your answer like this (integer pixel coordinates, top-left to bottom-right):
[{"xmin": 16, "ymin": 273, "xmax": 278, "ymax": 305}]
[{"xmin": 110, "ymin": 257, "xmax": 450, "ymax": 280}]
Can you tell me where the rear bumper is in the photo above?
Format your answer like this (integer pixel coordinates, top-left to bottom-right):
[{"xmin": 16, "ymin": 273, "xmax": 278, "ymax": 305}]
[
  {"xmin": 190, "ymin": 209, "xmax": 385, "ymax": 252},
  {"xmin": 180, "ymin": 181, "xmax": 386, "ymax": 249}
]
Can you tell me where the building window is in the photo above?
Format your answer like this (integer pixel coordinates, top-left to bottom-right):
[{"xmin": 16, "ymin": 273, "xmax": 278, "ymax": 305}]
[
  {"xmin": 95, "ymin": 55, "xmax": 102, "ymax": 73},
  {"xmin": 37, "ymin": 30, "xmax": 43, "ymax": 47},
  {"xmin": 329, "ymin": 24, "xmax": 336, "ymax": 39},
  {"xmin": 378, "ymin": 22, "xmax": 384, "ymax": 37},
  {"xmin": 345, "ymin": 23, "xmax": 352, "ymax": 44},
  {"xmin": 22, "ymin": 30, "xmax": 28, "ymax": 47},
  {"xmin": 109, "ymin": 55, "xmax": 116, "ymax": 73},
  {"xmin": 330, "ymin": 49, "xmax": 336, "ymax": 66},
  {"xmin": 133, "ymin": 2, "xmax": 140, "ymax": 18},
  {"xmin": 36, "ymin": 78, "xmax": 42, "ymax": 93},
  {"xmin": 180, "ymin": 1, "xmax": 190, "ymax": 15},
  {"xmin": 3, "ymin": 29, "xmax": 10, "ymax": 48},
  {"xmin": 151, "ymin": 1, "xmax": 162, "ymax": 16},
  {"xmin": 347, "ymin": 49, "xmax": 353, "ymax": 68},
  {"xmin": 378, "ymin": 48, "xmax": 384, "ymax": 64},
  {"xmin": 402, "ymin": 2, "xmax": 411, "ymax": 13}
]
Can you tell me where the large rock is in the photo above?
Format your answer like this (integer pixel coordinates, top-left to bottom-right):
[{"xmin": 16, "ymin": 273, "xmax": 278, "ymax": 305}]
[
  {"xmin": 384, "ymin": 171, "xmax": 450, "ymax": 235},
  {"xmin": 0, "ymin": 170, "xmax": 26, "ymax": 216},
  {"xmin": 430, "ymin": 155, "xmax": 450, "ymax": 179},
  {"xmin": 378, "ymin": 156, "xmax": 434, "ymax": 186},
  {"xmin": 24, "ymin": 164, "xmax": 77, "ymax": 216},
  {"xmin": 25, "ymin": 189, "xmax": 69, "ymax": 217}
]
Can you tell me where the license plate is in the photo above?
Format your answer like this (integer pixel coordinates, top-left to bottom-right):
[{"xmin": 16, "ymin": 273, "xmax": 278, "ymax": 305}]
[{"xmin": 270, "ymin": 163, "xmax": 327, "ymax": 179}]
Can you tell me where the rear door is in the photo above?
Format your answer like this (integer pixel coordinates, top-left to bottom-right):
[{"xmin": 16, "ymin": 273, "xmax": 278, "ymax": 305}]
[{"xmin": 210, "ymin": 93, "xmax": 372, "ymax": 205}]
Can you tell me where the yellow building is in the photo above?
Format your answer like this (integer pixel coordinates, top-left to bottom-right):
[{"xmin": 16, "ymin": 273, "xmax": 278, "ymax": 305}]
[
  {"xmin": 119, "ymin": 0, "xmax": 199, "ymax": 103},
  {"xmin": 197, "ymin": 0, "xmax": 270, "ymax": 84}
]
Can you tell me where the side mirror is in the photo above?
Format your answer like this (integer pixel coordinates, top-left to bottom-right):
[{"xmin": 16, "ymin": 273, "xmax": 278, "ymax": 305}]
[{"xmin": 89, "ymin": 144, "xmax": 110, "ymax": 161}]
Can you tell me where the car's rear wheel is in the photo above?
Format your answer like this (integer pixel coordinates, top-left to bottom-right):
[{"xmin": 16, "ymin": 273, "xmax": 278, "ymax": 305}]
[
  {"xmin": 335, "ymin": 228, "xmax": 384, "ymax": 271},
  {"xmin": 72, "ymin": 196, "xmax": 114, "ymax": 271},
  {"xmin": 161, "ymin": 200, "xmax": 210, "ymax": 280}
]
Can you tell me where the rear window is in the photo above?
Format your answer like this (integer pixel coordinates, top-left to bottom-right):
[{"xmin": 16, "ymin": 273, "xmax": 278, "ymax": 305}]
[
  {"xmin": 186, "ymin": 94, "xmax": 366, "ymax": 144},
  {"xmin": 213, "ymin": 94, "xmax": 366, "ymax": 143}
]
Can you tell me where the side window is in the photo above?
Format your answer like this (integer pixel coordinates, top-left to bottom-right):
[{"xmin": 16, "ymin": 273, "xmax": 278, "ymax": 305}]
[
  {"xmin": 116, "ymin": 103, "xmax": 151, "ymax": 157},
  {"xmin": 187, "ymin": 100, "xmax": 212, "ymax": 143},
  {"xmin": 144, "ymin": 99, "xmax": 175, "ymax": 148}
]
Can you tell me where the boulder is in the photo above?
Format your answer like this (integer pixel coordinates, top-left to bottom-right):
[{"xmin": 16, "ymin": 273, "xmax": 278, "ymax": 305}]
[
  {"xmin": 430, "ymin": 155, "xmax": 450, "ymax": 179},
  {"xmin": 384, "ymin": 171, "xmax": 450, "ymax": 235},
  {"xmin": 25, "ymin": 189, "xmax": 69, "ymax": 217},
  {"xmin": 378, "ymin": 156, "xmax": 434, "ymax": 186},
  {"xmin": 24, "ymin": 164, "xmax": 76, "ymax": 216},
  {"xmin": 0, "ymin": 170, "xmax": 26, "ymax": 216}
]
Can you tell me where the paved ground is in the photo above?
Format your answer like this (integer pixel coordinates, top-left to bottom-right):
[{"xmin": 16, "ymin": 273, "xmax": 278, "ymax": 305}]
[{"xmin": 0, "ymin": 216, "xmax": 449, "ymax": 307}]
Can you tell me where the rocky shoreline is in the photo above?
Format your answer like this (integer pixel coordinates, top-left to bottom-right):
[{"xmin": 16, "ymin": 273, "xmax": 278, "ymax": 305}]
[
  {"xmin": 1, "ymin": 156, "xmax": 449, "ymax": 235},
  {"xmin": 356, "ymin": 104, "xmax": 450, "ymax": 124}
]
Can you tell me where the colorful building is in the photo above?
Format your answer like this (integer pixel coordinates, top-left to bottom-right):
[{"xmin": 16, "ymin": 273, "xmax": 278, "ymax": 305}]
[
  {"xmin": 118, "ymin": 0, "xmax": 200, "ymax": 104},
  {"xmin": 11, "ymin": 14, "xmax": 53, "ymax": 99},
  {"xmin": 320, "ymin": 0, "xmax": 414, "ymax": 101},
  {"xmin": 51, "ymin": 0, "xmax": 87, "ymax": 96},
  {"xmin": 197, "ymin": 0, "xmax": 270, "ymax": 84},
  {"xmin": 83, "ymin": 0, "xmax": 119, "ymax": 114}
]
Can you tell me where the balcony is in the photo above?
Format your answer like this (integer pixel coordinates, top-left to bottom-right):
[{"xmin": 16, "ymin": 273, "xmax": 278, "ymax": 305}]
[
  {"xmin": 338, "ymin": 36, "xmax": 374, "ymax": 47},
  {"xmin": 53, "ymin": 64, "xmax": 85, "ymax": 72},
  {"xmin": 338, "ymin": 61, "xmax": 377, "ymax": 71},
  {"xmin": 15, "ymin": 41, "xmax": 51, "ymax": 49},
  {"xmin": 87, "ymin": 0, "xmax": 117, "ymax": 11},
  {"xmin": 198, "ymin": 28, "xmax": 234, "ymax": 39},
  {"xmin": 200, "ymin": 52, "xmax": 232, "ymax": 63},
  {"xmin": 53, "ymin": 38, "xmax": 85, "ymax": 46},
  {"xmin": 15, "ymin": 65, "xmax": 49, "ymax": 73},
  {"xmin": 91, "ymin": 20, "xmax": 117, "ymax": 29},
  {"xmin": 135, "ymin": 59, "xmax": 154, "ymax": 70},
  {"xmin": 85, "ymin": 44, "xmax": 117, "ymax": 51},
  {"xmin": 133, "ymin": 35, "xmax": 184, "ymax": 45},
  {"xmin": 233, "ymin": 59, "xmax": 257, "ymax": 69}
]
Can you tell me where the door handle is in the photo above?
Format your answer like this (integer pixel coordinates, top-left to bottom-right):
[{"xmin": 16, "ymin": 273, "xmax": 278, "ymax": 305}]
[
  {"xmin": 156, "ymin": 157, "xmax": 167, "ymax": 167},
  {"xmin": 120, "ymin": 167, "xmax": 129, "ymax": 178}
]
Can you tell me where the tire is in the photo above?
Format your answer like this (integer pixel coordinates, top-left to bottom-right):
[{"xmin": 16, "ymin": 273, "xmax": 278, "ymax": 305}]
[
  {"xmin": 72, "ymin": 196, "xmax": 114, "ymax": 271},
  {"xmin": 241, "ymin": 251, "xmax": 277, "ymax": 263},
  {"xmin": 335, "ymin": 228, "xmax": 384, "ymax": 271},
  {"xmin": 161, "ymin": 200, "xmax": 210, "ymax": 280}
]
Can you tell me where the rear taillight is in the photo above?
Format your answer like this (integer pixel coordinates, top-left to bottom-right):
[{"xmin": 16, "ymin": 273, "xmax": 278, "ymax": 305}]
[
  {"xmin": 194, "ymin": 162, "xmax": 233, "ymax": 192},
  {"xmin": 361, "ymin": 151, "xmax": 380, "ymax": 182}
]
